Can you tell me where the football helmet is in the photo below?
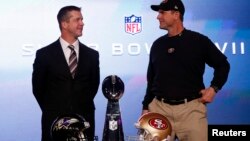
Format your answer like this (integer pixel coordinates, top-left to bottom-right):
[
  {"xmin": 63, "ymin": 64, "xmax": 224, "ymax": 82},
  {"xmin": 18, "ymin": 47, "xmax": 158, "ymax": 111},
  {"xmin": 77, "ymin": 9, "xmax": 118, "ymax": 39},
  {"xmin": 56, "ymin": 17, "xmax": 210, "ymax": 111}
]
[
  {"xmin": 134, "ymin": 112, "xmax": 172, "ymax": 141},
  {"xmin": 50, "ymin": 114, "xmax": 90, "ymax": 141},
  {"xmin": 102, "ymin": 75, "xmax": 124, "ymax": 101}
]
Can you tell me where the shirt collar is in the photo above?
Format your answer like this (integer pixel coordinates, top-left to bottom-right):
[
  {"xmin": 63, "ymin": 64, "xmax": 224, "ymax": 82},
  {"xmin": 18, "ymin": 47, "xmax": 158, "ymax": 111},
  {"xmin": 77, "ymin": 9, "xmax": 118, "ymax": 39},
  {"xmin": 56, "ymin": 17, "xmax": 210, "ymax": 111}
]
[{"xmin": 59, "ymin": 37, "xmax": 79, "ymax": 52}]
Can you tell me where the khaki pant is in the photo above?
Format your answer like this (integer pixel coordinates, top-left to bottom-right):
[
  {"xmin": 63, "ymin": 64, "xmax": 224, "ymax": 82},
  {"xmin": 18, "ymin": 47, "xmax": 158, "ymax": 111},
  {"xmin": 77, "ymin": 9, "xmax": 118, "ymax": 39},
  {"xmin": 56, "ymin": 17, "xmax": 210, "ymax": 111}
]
[{"xmin": 149, "ymin": 98, "xmax": 208, "ymax": 141}]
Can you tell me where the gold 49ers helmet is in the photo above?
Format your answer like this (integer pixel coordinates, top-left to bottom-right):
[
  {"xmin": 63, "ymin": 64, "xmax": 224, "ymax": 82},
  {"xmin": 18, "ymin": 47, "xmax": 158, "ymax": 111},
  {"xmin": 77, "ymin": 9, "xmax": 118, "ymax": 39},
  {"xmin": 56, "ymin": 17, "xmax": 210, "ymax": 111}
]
[{"xmin": 134, "ymin": 112, "xmax": 172, "ymax": 141}]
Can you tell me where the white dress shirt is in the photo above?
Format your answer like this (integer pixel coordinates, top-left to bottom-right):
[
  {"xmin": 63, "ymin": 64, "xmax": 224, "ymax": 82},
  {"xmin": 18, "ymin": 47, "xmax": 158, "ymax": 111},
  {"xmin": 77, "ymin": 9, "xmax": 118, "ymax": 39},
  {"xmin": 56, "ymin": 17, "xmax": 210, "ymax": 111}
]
[{"xmin": 59, "ymin": 37, "xmax": 79, "ymax": 65}]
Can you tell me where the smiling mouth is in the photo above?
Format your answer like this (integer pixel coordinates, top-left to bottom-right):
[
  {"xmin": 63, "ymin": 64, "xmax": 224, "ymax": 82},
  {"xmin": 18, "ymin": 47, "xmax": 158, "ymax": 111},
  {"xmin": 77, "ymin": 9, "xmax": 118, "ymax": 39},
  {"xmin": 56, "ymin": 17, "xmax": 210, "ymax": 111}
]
[{"xmin": 77, "ymin": 28, "xmax": 83, "ymax": 31}]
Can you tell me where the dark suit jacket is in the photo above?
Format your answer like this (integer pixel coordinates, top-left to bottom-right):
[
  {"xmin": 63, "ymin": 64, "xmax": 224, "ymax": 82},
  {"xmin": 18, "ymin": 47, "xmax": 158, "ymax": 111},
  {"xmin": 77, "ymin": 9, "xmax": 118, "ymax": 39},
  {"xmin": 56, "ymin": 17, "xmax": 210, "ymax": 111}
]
[{"xmin": 32, "ymin": 39, "xmax": 100, "ymax": 140}]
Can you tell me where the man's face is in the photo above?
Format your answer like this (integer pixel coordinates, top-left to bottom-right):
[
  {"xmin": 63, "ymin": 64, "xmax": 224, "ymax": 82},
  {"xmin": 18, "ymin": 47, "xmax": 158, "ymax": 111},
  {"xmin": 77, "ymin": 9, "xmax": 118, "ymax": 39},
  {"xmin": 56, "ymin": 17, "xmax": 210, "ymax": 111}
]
[
  {"xmin": 63, "ymin": 10, "xmax": 84, "ymax": 38},
  {"xmin": 157, "ymin": 10, "xmax": 178, "ymax": 30}
]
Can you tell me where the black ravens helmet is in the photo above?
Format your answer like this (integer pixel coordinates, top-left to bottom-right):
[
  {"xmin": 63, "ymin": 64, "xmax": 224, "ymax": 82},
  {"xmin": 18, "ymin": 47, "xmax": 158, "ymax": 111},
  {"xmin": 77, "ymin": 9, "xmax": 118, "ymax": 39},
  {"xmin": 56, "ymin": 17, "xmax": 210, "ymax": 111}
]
[{"xmin": 51, "ymin": 114, "xmax": 90, "ymax": 141}]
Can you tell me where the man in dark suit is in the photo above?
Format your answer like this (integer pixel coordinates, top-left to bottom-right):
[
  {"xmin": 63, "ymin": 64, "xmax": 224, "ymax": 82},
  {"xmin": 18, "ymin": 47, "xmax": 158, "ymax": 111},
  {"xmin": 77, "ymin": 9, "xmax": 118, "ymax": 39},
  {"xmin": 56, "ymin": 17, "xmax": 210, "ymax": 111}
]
[{"xmin": 32, "ymin": 5, "xmax": 100, "ymax": 141}]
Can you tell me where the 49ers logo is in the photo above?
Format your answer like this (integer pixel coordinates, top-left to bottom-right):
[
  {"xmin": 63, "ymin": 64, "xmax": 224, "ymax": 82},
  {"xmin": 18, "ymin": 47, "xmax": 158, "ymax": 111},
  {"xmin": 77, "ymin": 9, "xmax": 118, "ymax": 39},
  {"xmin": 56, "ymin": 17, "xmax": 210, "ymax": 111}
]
[{"xmin": 148, "ymin": 118, "xmax": 168, "ymax": 130}]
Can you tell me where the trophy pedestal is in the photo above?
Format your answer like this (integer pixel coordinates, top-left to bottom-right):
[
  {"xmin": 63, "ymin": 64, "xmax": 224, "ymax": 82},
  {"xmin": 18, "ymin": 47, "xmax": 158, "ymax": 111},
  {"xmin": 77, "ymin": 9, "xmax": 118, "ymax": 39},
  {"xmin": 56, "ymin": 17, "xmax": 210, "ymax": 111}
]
[
  {"xmin": 102, "ymin": 101, "xmax": 124, "ymax": 141},
  {"xmin": 101, "ymin": 75, "xmax": 125, "ymax": 141}
]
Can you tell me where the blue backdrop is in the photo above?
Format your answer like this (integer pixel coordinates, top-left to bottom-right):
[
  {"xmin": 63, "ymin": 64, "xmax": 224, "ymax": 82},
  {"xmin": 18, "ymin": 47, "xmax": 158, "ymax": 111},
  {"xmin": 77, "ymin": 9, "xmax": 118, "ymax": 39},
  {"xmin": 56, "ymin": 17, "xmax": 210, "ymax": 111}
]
[{"xmin": 0, "ymin": 0, "xmax": 249, "ymax": 140}]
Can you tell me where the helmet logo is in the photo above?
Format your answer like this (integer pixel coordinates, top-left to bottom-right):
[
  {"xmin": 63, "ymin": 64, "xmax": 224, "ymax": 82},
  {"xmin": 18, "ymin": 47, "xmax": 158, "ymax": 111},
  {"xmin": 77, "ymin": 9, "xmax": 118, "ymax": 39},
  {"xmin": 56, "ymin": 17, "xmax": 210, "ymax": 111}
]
[
  {"xmin": 162, "ymin": 0, "xmax": 168, "ymax": 3},
  {"xmin": 148, "ymin": 118, "xmax": 168, "ymax": 130},
  {"xmin": 54, "ymin": 117, "xmax": 79, "ymax": 130}
]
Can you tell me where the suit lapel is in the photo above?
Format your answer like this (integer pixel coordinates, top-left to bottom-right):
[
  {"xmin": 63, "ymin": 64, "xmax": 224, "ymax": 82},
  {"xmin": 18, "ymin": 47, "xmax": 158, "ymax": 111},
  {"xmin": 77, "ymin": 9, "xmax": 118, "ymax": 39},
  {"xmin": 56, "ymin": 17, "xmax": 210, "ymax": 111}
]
[
  {"xmin": 74, "ymin": 44, "xmax": 82, "ymax": 78},
  {"xmin": 74, "ymin": 43, "xmax": 88, "ymax": 78},
  {"xmin": 52, "ymin": 40, "xmax": 72, "ymax": 78}
]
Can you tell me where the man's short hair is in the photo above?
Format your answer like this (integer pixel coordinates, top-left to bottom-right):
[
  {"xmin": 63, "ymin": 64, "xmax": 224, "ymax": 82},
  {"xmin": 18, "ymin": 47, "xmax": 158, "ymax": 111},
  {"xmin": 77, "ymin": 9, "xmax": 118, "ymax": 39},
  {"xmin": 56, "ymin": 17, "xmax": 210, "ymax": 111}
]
[{"xmin": 57, "ymin": 5, "xmax": 81, "ymax": 30}]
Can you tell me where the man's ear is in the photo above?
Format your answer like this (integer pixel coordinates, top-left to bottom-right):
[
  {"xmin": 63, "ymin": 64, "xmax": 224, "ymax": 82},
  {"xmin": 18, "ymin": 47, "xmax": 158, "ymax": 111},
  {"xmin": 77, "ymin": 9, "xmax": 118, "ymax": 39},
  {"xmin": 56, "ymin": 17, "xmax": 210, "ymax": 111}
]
[
  {"xmin": 174, "ymin": 11, "xmax": 181, "ymax": 20},
  {"xmin": 61, "ymin": 21, "xmax": 68, "ymax": 29}
]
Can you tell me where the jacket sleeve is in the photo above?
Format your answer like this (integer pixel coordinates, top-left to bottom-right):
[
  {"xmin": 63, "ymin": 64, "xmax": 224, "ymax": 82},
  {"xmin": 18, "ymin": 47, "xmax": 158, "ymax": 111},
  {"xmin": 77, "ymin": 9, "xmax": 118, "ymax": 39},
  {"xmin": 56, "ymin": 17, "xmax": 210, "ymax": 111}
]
[
  {"xmin": 90, "ymin": 51, "xmax": 100, "ymax": 99},
  {"xmin": 204, "ymin": 37, "xmax": 230, "ymax": 90},
  {"xmin": 32, "ymin": 49, "xmax": 47, "ymax": 110},
  {"xmin": 142, "ymin": 52, "xmax": 156, "ymax": 110}
]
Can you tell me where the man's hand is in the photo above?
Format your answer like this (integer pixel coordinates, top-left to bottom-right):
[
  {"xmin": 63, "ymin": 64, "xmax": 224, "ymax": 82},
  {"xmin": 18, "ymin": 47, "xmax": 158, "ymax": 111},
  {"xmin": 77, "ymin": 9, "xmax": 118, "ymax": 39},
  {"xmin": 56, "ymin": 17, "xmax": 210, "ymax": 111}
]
[
  {"xmin": 199, "ymin": 87, "xmax": 217, "ymax": 103},
  {"xmin": 141, "ymin": 109, "xmax": 149, "ymax": 115}
]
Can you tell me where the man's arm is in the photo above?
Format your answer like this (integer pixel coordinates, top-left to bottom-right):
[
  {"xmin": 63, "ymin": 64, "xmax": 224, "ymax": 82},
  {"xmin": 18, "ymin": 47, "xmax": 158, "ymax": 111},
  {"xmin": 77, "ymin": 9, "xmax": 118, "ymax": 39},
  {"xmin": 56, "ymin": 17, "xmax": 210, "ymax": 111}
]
[{"xmin": 32, "ymin": 49, "xmax": 47, "ymax": 111}]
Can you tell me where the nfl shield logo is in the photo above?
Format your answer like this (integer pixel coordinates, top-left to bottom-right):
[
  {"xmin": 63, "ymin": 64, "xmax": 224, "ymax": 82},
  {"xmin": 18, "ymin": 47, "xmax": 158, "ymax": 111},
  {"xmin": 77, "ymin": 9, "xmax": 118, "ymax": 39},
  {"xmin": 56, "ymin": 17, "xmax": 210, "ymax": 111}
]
[
  {"xmin": 109, "ymin": 120, "xmax": 118, "ymax": 131},
  {"xmin": 125, "ymin": 15, "xmax": 142, "ymax": 35}
]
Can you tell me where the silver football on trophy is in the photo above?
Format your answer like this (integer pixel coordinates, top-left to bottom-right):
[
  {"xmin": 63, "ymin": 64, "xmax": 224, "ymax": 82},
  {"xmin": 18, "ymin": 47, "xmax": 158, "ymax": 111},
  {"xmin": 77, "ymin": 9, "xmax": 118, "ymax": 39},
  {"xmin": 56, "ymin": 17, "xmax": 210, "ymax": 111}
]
[{"xmin": 102, "ymin": 75, "xmax": 124, "ymax": 101}]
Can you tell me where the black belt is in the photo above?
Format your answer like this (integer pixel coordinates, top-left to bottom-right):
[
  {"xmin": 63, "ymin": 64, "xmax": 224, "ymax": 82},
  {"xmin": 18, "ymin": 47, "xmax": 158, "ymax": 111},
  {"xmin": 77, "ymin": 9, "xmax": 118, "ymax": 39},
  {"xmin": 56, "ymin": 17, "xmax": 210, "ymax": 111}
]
[{"xmin": 156, "ymin": 95, "xmax": 201, "ymax": 105}]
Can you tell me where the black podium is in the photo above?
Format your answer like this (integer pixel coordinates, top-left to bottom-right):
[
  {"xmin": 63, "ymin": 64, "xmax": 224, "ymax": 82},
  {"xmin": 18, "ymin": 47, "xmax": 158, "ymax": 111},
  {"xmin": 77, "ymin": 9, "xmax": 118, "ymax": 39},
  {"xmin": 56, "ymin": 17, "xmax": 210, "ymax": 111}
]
[{"xmin": 102, "ymin": 75, "xmax": 125, "ymax": 141}]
